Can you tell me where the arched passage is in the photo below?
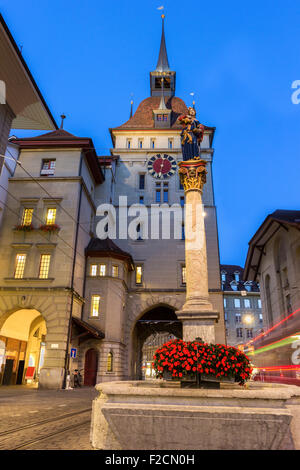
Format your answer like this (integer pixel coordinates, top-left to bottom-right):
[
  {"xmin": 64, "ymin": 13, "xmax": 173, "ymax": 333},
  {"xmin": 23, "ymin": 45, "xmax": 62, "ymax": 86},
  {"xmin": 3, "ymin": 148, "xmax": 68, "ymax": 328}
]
[
  {"xmin": 0, "ymin": 309, "xmax": 47, "ymax": 386},
  {"xmin": 131, "ymin": 305, "xmax": 182, "ymax": 380}
]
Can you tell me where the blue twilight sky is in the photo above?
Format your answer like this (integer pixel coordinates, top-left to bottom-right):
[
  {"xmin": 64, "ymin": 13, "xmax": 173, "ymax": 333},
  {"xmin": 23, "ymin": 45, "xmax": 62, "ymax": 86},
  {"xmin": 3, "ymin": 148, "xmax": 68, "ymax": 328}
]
[{"xmin": 1, "ymin": 0, "xmax": 300, "ymax": 268}]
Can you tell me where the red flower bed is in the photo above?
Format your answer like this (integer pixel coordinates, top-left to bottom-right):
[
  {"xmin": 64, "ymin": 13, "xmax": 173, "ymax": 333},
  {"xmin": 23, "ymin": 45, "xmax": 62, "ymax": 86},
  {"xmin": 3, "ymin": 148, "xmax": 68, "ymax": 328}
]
[
  {"xmin": 153, "ymin": 339, "xmax": 253, "ymax": 386},
  {"xmin": 39, "ymin": 224, "xmax": 60, "ymax": 232}
]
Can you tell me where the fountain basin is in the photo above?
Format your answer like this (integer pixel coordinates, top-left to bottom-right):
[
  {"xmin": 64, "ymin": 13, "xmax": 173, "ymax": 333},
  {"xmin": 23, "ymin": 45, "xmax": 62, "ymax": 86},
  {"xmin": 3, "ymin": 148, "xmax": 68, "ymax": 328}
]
[{"xmin": 90, "ymin": 380, "xmax": 300, "ymax": 450}]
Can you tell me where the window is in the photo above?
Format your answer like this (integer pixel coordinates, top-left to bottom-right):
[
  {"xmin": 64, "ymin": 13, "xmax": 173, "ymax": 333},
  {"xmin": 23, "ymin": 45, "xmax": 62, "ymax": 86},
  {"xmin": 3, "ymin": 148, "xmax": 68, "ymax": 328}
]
[
  {"xmin": 150, "ymin": 138, "xmax": 155, "ymax": 149},
  {"xmin": 224, "ymin": 298, "xmax": 227, "ymax": 308},
  {"xmin": 21, "ymin": 208, "xmax": 34, "ymax": 226},
  {"xmin": 91, "ymin": 295, "xmax": 100, "ymax": 317},
  {"xmin": 182, "ymin": 224, "xmax": 185, "ymax": 240},
  {"xmin": 39, "ymin": 254, "xmax": 51, "ymax": 279},
  {"xmin": 221, "ymin": 272, "xmax": 226, "ymax": 282},
  {"xmin": 179, "ymin": 180, "xmax": 184, "ymax": 190},
  {"xmin": 234, "ymin": 298, "xmax": 241, "ymax": 308},
  {"xmin": 46, "ymin": 208, "xmax": 56, "ymax": 225},
  {"xmin": 224, "ymin": 312, "xmax": 228, "ymax": 322},
  {"xmin": 259, "ymin": 313, "xmax": 263, "ymax": 323},
  {"xmin": 244, "ymin": 299, "xmax": 250, "ymax": 308},
  {"xmin": 258, "ymin": 299, "xmax": 262, "ymax": 309},
  {"xmin": 139, "ymin": 196, "xmax": 144, "ymax": 204},
  {"xmin": 168, "ymin": 139, "xmax": 173, "ymax": 149},
  {"xmin": 245, "ymin": 282, "xmax": 252, "ymax": 292},
  {"xmin": 14, "ymin": 254, "xmax": 26, "ymax": 279},
  {"xmin": 236, "ymin": 328, "xmax": 243, "ymax": 338},
  {"xmin": 107, "ymin": 352, "xmax": 113, "ymax": 372},
  {"xmin": 90, "ymin": 265, "xmax": 97, "ymax": 276},
  {"xmin": 231, "ymin": 282, "xmax": 238, "ymax": 291},
  {"xmin": 139, "ymin": 174, "xmax": 145, "ymax": 190},
  {"xmin": 235, "ymin": 313, "xmax": 241, "ymax": 323},
  {"xmin": 138, "ymin": 139, "xmax": 143, "ymax": 149},
  {"xmin": 157, "ymin": 114, "xmax": 168, "ymax": 121},
  {"xmin": 99, "ymin": 264, "xmax": 106, "ymax": 276},
  {"xmin": 181, "ymin": 266, "xmax": 186, "ymax": 285},
  {"xmin": 136, "ymin": 266, "xmax": 143, "ymax": 284},
  {"xmin": 155, "ymin": 182, "xmax": 168, "ymax": 203},
  {"xmin": 126, "ymin": 139, "xmax": 131, "ymax": 149},
  {"xmin": 112, "ymin": 265, "xmax": 119, "ymax": 278},
  {"xmin": 136, "ymin": 224, "xmax": 143, "ymax": 241},
  {"xmin": 234, "ymin": 272, "xmax": 240, "ymax": 282},
  {"xmin": 180, "ymin": 196, "xmax": 184, "ymax": 208},
  {"xmin": 163, "ymin": 188, "xmax": 168, "ymax": 203},
  {"xmin": 41, "ymin": 159, "xmax": 55, "ymax": 176},
  {"xmin": 246, "ymin": 329, "xmax": 253, "ymax": 338}
]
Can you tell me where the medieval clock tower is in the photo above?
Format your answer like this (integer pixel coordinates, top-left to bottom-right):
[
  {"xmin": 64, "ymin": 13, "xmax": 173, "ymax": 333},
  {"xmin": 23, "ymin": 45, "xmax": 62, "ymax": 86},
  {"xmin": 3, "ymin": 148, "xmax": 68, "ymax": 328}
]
[{"xmin": 93, "ymin": 16, "xmax": 225, "ymax": 380}]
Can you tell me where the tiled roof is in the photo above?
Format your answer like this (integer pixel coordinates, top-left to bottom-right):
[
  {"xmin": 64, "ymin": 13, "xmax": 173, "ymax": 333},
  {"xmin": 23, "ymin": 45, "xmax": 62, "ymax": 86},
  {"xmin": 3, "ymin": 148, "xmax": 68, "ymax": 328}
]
[
  {"xmin": 15, "ymin": 129, "xmax": 76, "ymax": 141},
  {"xmin": 85, "ymin": 238, "xmax": 134, "ymax": 270},
  {"xmin": 220, "ymin": 264, "xmax": 260, "ymax": 293},
  {"xmin": 112, "ymin": 96, "xmax": 188, "ymax": 130}
]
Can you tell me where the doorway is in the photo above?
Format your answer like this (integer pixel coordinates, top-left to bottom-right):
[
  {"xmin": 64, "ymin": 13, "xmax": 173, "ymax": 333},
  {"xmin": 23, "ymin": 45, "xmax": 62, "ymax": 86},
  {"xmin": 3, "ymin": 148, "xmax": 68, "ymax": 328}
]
[{"xmin": 84, "ymin": 349, "xmax": 98, "ymax": 386}]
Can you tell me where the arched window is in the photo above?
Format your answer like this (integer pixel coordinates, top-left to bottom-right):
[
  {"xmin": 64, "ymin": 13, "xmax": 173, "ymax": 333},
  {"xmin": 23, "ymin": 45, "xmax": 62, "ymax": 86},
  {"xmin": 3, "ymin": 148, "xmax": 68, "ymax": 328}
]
[
  {"xmin": 107, "ymin": 351, "xmax": 113, "ymax": 372},
  {"xmin": 265, "ymin": 274, "xmax": 273, "ymax": 326}
]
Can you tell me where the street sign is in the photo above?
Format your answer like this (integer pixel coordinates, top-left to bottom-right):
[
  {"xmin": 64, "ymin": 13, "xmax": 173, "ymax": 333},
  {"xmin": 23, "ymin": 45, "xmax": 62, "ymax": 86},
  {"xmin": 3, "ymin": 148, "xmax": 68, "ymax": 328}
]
[{"xmin": 70, "ymin": 348, "xmax": 77, "ymax": 358}]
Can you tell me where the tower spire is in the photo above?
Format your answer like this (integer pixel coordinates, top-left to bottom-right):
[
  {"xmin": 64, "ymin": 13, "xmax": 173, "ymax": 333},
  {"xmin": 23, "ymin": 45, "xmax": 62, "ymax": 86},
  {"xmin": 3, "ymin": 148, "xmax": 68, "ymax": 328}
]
[{"xmin": 156, "ymin": 14, "xmax": 170, "ymax": 72}]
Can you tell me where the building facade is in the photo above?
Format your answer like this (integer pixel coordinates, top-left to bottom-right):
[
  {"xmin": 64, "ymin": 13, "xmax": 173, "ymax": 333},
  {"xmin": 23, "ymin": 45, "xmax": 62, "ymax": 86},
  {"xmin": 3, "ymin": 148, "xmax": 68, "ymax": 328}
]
[
  {"xmin": 221, "ymin": 264, "xmax": 262, "ymax": 347},
  {"xmin": 0, "ymin": 18, "xmax": 225, "ymax": 388},
  {"xmin": 244, "ymin": 210, "xmax": 300, "ymax": 375}
]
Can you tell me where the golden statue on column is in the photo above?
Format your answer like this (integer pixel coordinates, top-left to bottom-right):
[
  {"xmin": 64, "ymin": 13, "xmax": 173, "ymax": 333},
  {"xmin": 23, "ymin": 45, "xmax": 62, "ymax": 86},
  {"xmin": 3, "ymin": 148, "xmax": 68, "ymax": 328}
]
[{"xmin": 177, "ymin": 107, "xmax": 219, "ymax": 344}]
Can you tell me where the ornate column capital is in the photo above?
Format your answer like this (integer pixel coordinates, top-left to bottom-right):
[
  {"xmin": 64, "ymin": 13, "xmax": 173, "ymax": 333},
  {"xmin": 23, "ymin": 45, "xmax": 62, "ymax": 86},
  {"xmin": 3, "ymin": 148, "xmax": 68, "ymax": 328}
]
[{"xmin": 178, "ymin": 158, "xmax": 207, "ymax": 193}]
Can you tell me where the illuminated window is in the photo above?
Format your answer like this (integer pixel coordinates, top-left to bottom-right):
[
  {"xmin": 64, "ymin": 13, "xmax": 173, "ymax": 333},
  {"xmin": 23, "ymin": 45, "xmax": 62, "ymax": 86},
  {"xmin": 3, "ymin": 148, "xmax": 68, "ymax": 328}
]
[
  {"xmin": 91, "ymin": 295, "xmax": 100, "ymax": 317},
  {"xmin": 112, "ymin": 265, "xmax": 119, "ymax": 278},
  {"xmin": 39, "ymin": 254, "xmax": 51, "ymax": 279},
  {"xmin": 181, "ymin": 266, "xmax": 186, "ymax": 285},
  {"xmin": 224, "ymin": 298, "xmax": 227, "ymax": 308},
  {"xmin": 14, "ymin": 254, "xmax": 26, "ymax": 279},
  {"xmin": 234, "ymin": 298, "xmax": 241, "ymax": 308},
  {"xmin": 221, "ymin": 271, "xmax": 226, "ymax": 282},
  {"xmin": 136, "ymin": 266, "xmax": 143, "ymax": 284},
  {"xmin": 258, "ymin": 299, "xmax": 262, "ymax": 309},
  {"xmin": 99, "ymin": 264, "xmax": 106, "ymax": 276},
  {"xmin": 46, "ymin": 208, "xmax": 56, "ymax": 225},
  {"xmin": 107, "ymin": 352, "xmax": 113, "ymax": 372},
  {"xmin": 21, "ymin": 208, "xmax": 34, "ymax": 226},
  {"xmin": 90, "ymin": 265, "xmax": 97, "ymax": 276},
  {"xmin": 244, "ymin": 299, "xmax": 250, "ymax": 308}
]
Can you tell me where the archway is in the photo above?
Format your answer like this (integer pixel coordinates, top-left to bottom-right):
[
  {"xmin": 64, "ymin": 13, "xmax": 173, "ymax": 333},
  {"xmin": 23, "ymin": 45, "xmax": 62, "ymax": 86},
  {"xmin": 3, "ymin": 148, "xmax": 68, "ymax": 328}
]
[
  {"xmin": 84, "ymin": 348, "xmax": 99, "ymax": 386},
  {"xmin": 0, "ymin": 309, "xmax": 47, "ymax": 386},
  {"xmin": 131, "ymin": 305, "xmax": 182, "ymax": 380}
]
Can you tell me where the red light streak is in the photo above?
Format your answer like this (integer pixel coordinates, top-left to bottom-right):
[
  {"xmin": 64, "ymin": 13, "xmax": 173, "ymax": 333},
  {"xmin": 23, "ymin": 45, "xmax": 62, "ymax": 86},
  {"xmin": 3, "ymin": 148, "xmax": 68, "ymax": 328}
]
[
  {"xmin": 244, "ymin": 307, "xmax": 300, "ymax": 347},
  {"xmin": 256, "ymin": 365, "xmax": 300, "ymax": 372}
]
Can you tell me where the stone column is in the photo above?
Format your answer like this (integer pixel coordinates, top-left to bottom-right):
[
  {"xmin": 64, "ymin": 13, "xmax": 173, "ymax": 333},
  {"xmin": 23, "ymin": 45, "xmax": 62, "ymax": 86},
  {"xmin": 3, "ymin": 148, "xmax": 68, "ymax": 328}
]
[{"xmin": 176, "ymin": 159, "xmax": 219, "ymax": 343}]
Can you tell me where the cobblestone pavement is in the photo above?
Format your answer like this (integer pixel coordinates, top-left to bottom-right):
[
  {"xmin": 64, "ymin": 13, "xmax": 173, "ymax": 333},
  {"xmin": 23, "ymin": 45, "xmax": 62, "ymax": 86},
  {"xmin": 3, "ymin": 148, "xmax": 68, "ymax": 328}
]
[{"xmin": 0, "ymin": 385, "xmax": 97, "ymax": 450}]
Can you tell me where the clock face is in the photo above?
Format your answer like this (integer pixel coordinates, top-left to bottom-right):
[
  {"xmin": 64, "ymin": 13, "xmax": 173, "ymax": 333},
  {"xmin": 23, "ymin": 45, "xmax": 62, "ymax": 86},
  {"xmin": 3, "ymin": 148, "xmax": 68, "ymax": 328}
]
[{"xmin": 147, "ymin": 154, "xmax": 177, "ymax": 179}]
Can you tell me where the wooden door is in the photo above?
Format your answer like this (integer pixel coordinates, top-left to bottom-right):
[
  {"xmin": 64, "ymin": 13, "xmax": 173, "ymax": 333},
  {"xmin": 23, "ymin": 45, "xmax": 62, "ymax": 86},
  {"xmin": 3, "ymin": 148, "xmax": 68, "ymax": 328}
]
[{"xmin": 84, "ymin": 349, "xmax": 98, "ymax": 386}]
